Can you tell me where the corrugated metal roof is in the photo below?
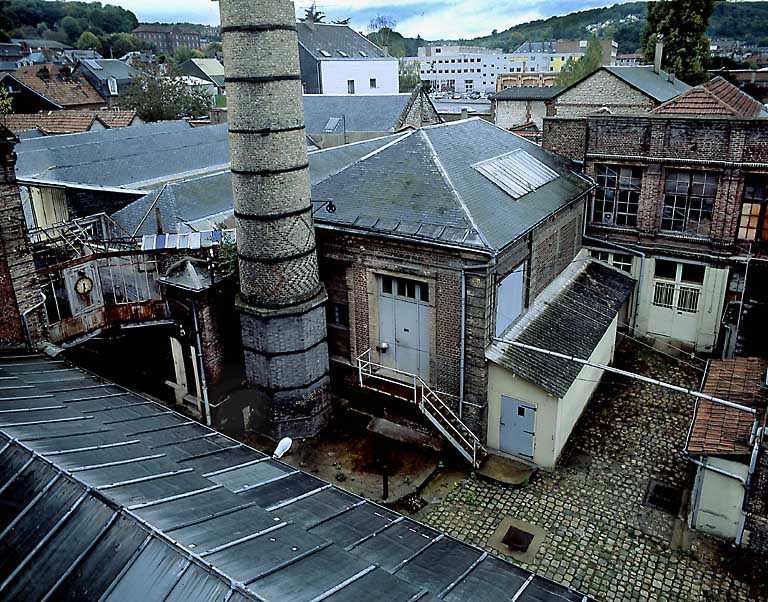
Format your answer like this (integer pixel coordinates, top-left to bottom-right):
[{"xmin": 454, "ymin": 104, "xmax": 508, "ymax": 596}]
[
  {"xmin": 0, "ymin": 353, "xmax": 596, "ymax": 601},
  {"xmin": 472, "ymin": 149, "xmax": 559, "ymax": 199}
]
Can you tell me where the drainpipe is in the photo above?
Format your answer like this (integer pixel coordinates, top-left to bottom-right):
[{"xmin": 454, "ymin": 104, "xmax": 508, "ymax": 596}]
[
  {"xmin": 459, "ymin": 270, "xmax": 466, "ymax": 420},
  {"xmin": 21, "ymin": 291, "xmax": 46, "ymax": 350},
  {"xmin": 581, "ymin": 201, "xmax": 645, "ymax": 334},
  {"xmin": 737, "ymin": 438, "xmax": 761, "ymax": 545},
  {"xmin": 733, "ymin": 253, "xmax": 751, "ymax": 352},
  {"xmin": 190, "ymin": 298, "xmax": 211, "ymax": 426}
]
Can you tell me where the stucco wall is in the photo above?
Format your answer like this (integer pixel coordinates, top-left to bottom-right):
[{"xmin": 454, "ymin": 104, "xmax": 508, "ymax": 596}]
[
  {"xmin": 634, "ymin": 258, "xmax": 729, "ymax": 352},
  {"xmin": 319, "ymin": 60, "xmax": 398, "ymax": 95},
  {"xmin": 495, "ymin": 99, "xmax": 548, "ymax": 129},
  {"xmin": 690, "ymin": 457, "xmax": 748, "ymax": 541},
  {"xmin": 486, "ymin": 315, "xmax": 618, "ymax": 468}
]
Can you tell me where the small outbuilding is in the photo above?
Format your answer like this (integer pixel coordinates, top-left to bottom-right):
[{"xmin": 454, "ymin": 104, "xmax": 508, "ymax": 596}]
[{"xmin": 486, "ymin": 258, "xmax": 634, "ymax": 468}]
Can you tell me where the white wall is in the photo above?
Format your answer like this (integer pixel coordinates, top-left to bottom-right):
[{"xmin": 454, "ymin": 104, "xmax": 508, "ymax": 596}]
[
  {"xmin": 690, "ymin": 457, "xmax": 748, "ymax": 541},
  {"xmin": 634, "ymin": 258, "xmax": 729, "ymax": 352},
  {"xmin": 495, "ymin": 100, "xmax": 549, "ymax": 129},
  {"xmin": 319, "ymin": 60, "xmax": 399, "ymax": 94},
  {"xmin": 486, "ymin": 316, "xmax": 618, "ymax": 468}
]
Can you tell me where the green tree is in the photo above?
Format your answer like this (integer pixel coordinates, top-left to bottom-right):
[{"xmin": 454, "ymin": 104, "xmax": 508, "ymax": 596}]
[
  {"xmin": 75, "ymin": 31, "xmax": 101, "ymax": 52},
  {"xmin": 124, "ymin": 69, "xmax": 214, "ymax": 122},
  {"xmin": 641, "ymin": 0, "xmax": 714, "ymax": 84},
  {"xmin": 0, "ymin": 87, "xmax": 13, "ymax": 115},
  {"xmin": 399, "ymin": 59, "xmax": 421, "ymax": 92},
  {"xmin": 203, "ymin": 42, "xmax": 221, "ymax": 58},
  {"xmin": 557, "ymin": 35, "xmax": 604, "ymax": 87},
  {"xmin": 59, "ymin": 15, "xmax": 84, "ymax": 42},
  {"xmin": 302, "ymin": 3, "xmax": 325, "ymax": 24},
  {"xmin": 173, "ymin": 47, "xmax": 204, "ymax": 65}
]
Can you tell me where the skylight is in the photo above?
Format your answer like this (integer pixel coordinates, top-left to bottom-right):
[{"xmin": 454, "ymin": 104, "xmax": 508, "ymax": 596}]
[
  {"xmin": 359, "ymin": 51, "xmax": 368, "ymax": 57},
  {"xmin": 83, "ymin": 59, "xmax": 102, "ymax": 70},
  {"xmin": 337, "ymin": 50, "xmax": 349, "ymax": 57},
  {"xmin": 471, "ymin": 149, "xmax": 559, "ymax": 199},
  {"xmin": 319, "ymin": 50, "xmax": 332, "ymax": 57},
  {"xmin": 323, "ymin": 117, "xmax": 342, "ymax": 133}
]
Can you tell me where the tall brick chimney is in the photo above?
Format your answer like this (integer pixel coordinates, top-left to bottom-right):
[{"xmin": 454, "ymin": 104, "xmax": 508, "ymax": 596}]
[{"xmin": 219, "ymin": 0, "xmax": 332, "ymax": 438}]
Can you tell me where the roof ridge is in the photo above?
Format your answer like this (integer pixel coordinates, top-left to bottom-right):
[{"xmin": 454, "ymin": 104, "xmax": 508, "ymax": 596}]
[{"xmin": 420, "ymin": 128, "xmax": 492, "ymax": 250}]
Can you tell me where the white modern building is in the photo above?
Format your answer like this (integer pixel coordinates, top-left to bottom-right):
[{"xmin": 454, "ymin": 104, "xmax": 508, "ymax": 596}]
[
  {"xmin": 297, "ymin": 22, "xmax": 398, "ymax": 95},
  {"xmin": 413, "ymin": 40, "xmax": 617, "ymax": 94}
]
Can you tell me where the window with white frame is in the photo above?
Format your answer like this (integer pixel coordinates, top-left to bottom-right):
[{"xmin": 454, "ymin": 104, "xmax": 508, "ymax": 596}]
[
  {"xmin": 652, "ymin": 260, "xmax": 705, "ymax": 314},
  {"xmin": 661, "ymin": 171, "xmax": 717, "ymax": 236},
  {"xmin": 589, "ymin": 250, "xmax": 633, "ymax": 273},
  {"xmin": 591, "ymin": 164, "xmax": 642, "ymax": 227}
]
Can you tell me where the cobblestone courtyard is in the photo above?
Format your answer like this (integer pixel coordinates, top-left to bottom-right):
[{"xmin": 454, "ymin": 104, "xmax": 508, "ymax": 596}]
[{"xmin": 421, "ymin": 343, "xmax": 768, "ymax": 601}]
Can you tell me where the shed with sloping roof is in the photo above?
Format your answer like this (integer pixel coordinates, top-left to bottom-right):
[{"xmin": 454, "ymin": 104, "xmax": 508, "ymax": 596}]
[{"xmin": 486, "ymin": 259, "xmax": 634, "ymax": 468}]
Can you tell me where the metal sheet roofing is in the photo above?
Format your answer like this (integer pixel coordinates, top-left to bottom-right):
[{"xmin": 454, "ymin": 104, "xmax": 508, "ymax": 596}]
[
  {"xmin": 0, "ymin": 353, "xmax": 595, "ymax": 601},
  {"xmin": 603, "ymin": 66, "xmax": 691, "ymax": 103},
  {"xmin": 487, "ymin": 259, "xmax": 635, "ymax": 398},
  {"xmin": 472, "ymin": 149, "xmax": 559, "ymax": 200}
]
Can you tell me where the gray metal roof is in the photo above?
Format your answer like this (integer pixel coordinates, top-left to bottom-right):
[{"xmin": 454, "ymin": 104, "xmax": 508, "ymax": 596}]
[
  {"xmin": 0, "ymin": 352, "xmax": 595, "ymax": 602},
  {"xmin": 601, "ymin": 66, "xmax": 690, "ymax": 103},
  {"xmin": 297, "ymin": 23, "xmax": 392, "ymax": 61},
  {"xmin": 112, "ymin": 135, "xmax": 402, "ymax": 236},
  {"xmin": 303, "ymin": 94, "xmax": 411, "ymax": 134},
  {"xmin": 487, "ymin": 260, "xmax": 635, "ymax": 398},
  {"xmin": 16, "ymin": 121, "xmax": 228, "ymax": 189},
  {"xmin": 492, "ymin": 87, "xmax": 563, "ymax": 101}
]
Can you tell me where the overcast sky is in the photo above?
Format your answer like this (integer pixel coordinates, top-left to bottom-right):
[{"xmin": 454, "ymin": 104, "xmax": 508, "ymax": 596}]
[{"xmin": 102, "ymin": 0, "xmax": 641, "ymax": 40}]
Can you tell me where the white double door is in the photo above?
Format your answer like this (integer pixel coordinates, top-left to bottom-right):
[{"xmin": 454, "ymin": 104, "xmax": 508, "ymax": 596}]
[{"xmin": 378, "ymin": 276, "xmax": 430, "ymax": 381}]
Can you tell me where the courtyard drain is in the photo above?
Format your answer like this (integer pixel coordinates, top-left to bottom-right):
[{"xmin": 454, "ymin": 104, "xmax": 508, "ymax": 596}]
[
  {"xmin": 644, "ymin": 479, "xmax": 683, "ymax": 516},
  {"xmin": 564, "ymin": 450, "xmax": 592, "ymax": 470},
  {"xmin": 501, "ymin": 525, "xmax": 534, "ymax": 552}
]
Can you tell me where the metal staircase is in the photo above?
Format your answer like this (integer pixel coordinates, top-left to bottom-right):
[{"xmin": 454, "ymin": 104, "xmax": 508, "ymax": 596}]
[{"xmin": 357, "ymin": 349, "xmax": 486, "ymax": 468}]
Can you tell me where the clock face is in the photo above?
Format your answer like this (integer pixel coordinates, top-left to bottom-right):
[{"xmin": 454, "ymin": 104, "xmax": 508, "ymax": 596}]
[{"xmin": 75, "ymin": 276, "xmax": 93, "ymax": 295}]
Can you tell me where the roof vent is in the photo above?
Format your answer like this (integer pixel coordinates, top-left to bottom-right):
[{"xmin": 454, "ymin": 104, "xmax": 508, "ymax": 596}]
[{"xmin": 472, "ymin": 149, "xmax": 559, "ymax": 199}]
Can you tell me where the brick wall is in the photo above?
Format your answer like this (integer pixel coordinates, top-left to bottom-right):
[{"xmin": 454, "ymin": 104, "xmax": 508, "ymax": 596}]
[
  {"xmin": 398, "ymin": 88, "xmax": 442, "ymax": 129},
  {"xmin": 552, "ymin": 69, "xmax": 657, "ymax": 117},
  {"xmin": 316, "ymin": 228, "xmax": 494, "ymax": 435},
  {"xmin": 529, "ymin": 200, "xmax": 584, "ymax": 299},
  {"xmin": 542, "ymin": 118, "xmax": 588, "ymax": 163},
  {"xmin": 195, "ymin": 295, "xmax": 224, "ymax": 387},
  {"xmin": 0, "ymin": 132, "xmax": 42, "ymax": 347}
]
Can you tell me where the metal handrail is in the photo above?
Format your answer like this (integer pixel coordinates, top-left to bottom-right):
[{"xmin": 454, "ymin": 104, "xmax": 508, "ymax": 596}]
[{"xmin": 357, "ymin": 348, "xmax": 484, "ymax": 465}]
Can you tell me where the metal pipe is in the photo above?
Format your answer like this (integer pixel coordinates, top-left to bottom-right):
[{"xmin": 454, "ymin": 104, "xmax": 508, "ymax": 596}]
[
  {"xmin": 737, "ymin": 438, "xmax": 762, "ymax": 545},
  {"xmin": 492, "ymin": 337, "xmax": 758, "ymax": 414},
  {"xmin": 734, "ymin": 253, "xmax": 751, "ymax": 352},
  {"xmin": 459, "ymin": 270, "xmax": 466, "ymax": 420},
  {"xmin": 190, "ymin": 298, "xmax": 211, "ymax": 426},
  {"xmin": 22, "ymin": 291, "xmax": 46, "ymax": 350},
  {"xmin": 683, "ymin": 451, "xmax": 746, "ymax": 484}
]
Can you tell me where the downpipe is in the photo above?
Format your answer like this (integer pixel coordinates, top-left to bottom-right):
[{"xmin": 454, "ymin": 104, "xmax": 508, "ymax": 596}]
[{"xmin": 22, "ymin": 291, "xmax": 46, "ymax": 350}]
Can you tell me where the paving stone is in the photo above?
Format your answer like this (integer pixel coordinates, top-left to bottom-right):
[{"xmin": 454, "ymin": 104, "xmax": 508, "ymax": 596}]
[{"xmin": 421, "ymin": 343, "xmax": 768, "ymax": 601}]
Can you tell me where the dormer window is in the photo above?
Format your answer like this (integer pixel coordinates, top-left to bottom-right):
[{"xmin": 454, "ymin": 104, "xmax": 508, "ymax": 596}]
[{"xmin": 107, "ymin": 76, "xmax": 118, "ymax": 96}]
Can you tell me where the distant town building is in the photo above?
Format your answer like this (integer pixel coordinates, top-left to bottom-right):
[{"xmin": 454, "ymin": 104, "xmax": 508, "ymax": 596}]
[
  {"xmin": 75, "ymin": 59, "xmax": 138, "ymax": 109},
  {"xmin": 415, "ymin": 39, "xmax": 617, "ymax": 95},
  {"xmin": 297, "ymin": 22, "xmax": 398, "ymax": 95},
  {"xmin": 616, "ymin": 53, "xmax": 643, "ymax": 67},
  {"xmin": 133, "ymin": 24, "xmax": 203, "ymax": 54},
  {"xmin": 2, "ymin": 64, "xmax": 105, "ymax": 112}
]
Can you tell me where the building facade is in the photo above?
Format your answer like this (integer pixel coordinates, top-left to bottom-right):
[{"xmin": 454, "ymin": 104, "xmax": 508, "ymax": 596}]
[
  {"xmin": 133, "ymin": 24, "xmax": 203, "ymax": 54},
  {"xmin": 543, "ymin": 111, "xmax": 768, "ymax": 354}
]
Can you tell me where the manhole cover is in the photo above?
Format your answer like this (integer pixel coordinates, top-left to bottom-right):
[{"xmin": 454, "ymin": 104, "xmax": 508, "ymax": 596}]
[
  {"xmin": 644, "ymin": 479, "xmax": 683, "ymax": 516},
  {"xmin": 501, "ymin": 525, "xmax": 534, "ymax": 552}
]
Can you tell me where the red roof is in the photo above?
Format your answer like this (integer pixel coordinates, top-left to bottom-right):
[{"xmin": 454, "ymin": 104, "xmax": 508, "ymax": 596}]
[
  {"xmin": 687, "ymin": 357, "xmax": 768, "ymax": 456},
  {"xmin": 653, "ymin": 76, "xmax": 766, "ymax": 118},
  {"xmin": 15, "ymin": 64, "xmax": 105, "ymax": 109},
  {"xmin": 1, "ymin": 110, "xmax": 139, "ymax": 135}
]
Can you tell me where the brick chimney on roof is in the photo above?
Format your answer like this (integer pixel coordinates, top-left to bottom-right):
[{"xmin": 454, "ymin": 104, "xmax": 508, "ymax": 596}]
[{"xmin": 218, "ymin": 0, "xmax": 332, "ymax": 438}]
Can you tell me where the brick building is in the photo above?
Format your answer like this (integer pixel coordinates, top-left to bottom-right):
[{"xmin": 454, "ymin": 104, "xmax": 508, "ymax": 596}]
[
  {"xmin": 542, "ymin": 77, "xmax": 768, "ymax": 355},
  {"xmin": 133, "ymin": 24, "xmax": 203, "ymax": 54}
]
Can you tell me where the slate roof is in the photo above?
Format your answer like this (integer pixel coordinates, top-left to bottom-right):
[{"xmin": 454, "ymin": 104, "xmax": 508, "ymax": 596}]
[
  {"xmin": 111, "ymin": 135, "xmax": 402, "ymax": 236},
  {"xmin": 311, "ymin": 118, "xmax": 591, "ymax": 251},
  {"xmin": 12, "ymin": 38, "xmax": 71, "ymax": 50},
  {"xmin": 552, "ymin": 66, "xmax": 690, "ymax": 104},
  {"xmin": 14, "ymin": 64, "xmax": 105, "ymax": 108},
  {"xmin": 492, "ymin": 87, "xmax": 563, "ymax": 101},
  {"xmin": 687, "ymin": 358, "xmax": 767, "ymax": 456},
  {"xmin": 77, "ymin": 58, "xmax": 137, "ymax": 83},
  {"xmin": 487, "ymin": 260, "xmax": 635, "ymax": 398},
  {"xmin": 16, "ymin": 121, "xmax": 228, "ymax": 189},
  {"xmin": 303, "ymin": 93, "xmax": 412, "ymax": 134},
  {"xmin": 0, "ymin": 352, "xmax": 595, "ymax": 602},
  {"xmin": 297, "ymin": 23, "xmax": 392, "ymax": 61},
  {"xmin": 1, "ymin": 110, "xmax": 139, "ymax": 135},
  {"xmin": 652, "ymin": 76, "xmax": 768, "ymax": 117},
  {"xmin": 185, "ymin": 58, "xmax": 225, "ymax": 87}
]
